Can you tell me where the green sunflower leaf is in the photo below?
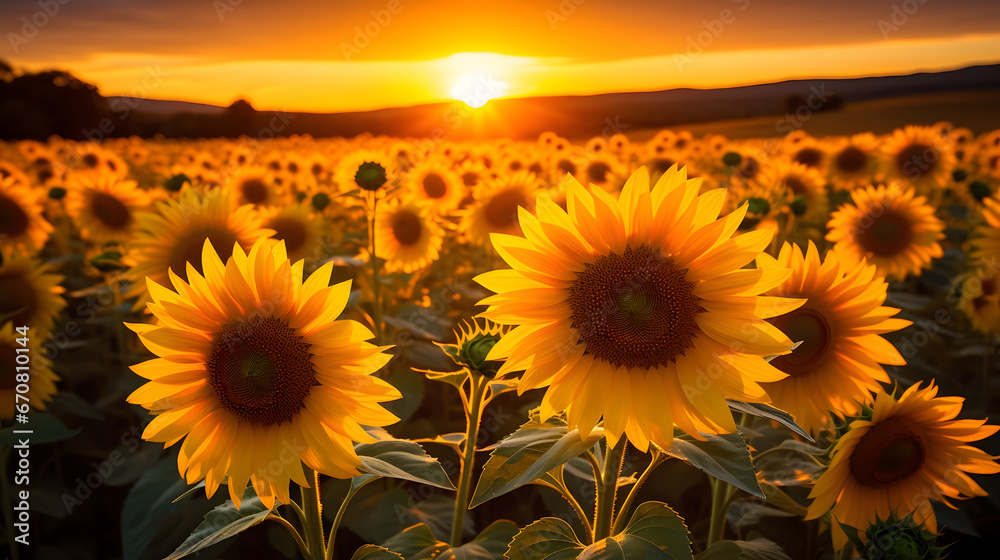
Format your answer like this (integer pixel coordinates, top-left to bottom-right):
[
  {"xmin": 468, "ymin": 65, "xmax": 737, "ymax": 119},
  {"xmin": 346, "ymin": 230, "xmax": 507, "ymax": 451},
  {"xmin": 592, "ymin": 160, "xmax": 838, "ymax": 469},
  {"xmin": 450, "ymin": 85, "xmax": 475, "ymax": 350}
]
[
  {"xmin": 470, "ymin": 412, "xmax": 604, "ymax": 508},
  {"xmin": 665, "ymin": 431, "xmax": 763, "ymax": 498},
  {"xmin": 351, "ymin": 544, "xmax": 405, "ymax": 560},
  {"xmin": 695, "ymin": 538, "xmax": 792, "ymax": 560},
  {"xmin": 506, "ymin": 517, "xmax": 585, "ymax": 560},
  {"xmin": 725, "ymin": 401, "xmax": 810, "ymax": 440},
  {"xmin": 162, "ymin": 486, "xmax": 274, "ymax": 560},
  {"xmin": 382, "ymin": 520, "xmax": 518, "ymax": 560},
  {"xmin": 356, "ymin": 438, "xmax": 457, "ymax": 490},
  {"xmin": 575, "ymin": 501, "xmax": 692, "ymax": 560}
]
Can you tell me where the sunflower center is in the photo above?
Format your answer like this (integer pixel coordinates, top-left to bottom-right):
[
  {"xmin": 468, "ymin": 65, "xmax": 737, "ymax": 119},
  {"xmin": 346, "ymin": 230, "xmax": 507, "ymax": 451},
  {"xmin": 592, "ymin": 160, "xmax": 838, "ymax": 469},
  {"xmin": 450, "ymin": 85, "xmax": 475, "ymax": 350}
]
[
  {"xmin": 785, "ymin": 176, "xmax": 806, "ymax": 196},
  {"xmin": 270, "ymin": 217, "xmax": 309, "ymax": 253},
  {"xmin": 485, "ymin": 189, "xmax": 528, "ymax": 229},
  {"xmin": 0, "ymin": 342, "xmax": 16, "ymax": 390},
  {"xmin": 836, "ymin": 147, "xmax": 868, "ymax": 173},
  {"xmin": 391, "ymin": 211, "xmax": 422, "ymax": 246},
  {"xmin": 240, "ymin": 178, "xmax": 269, "ymax": 205},
  {"xmin": 736, "ymin": 157, "xmax": 760, "ymax": 180},
  {"xmin": 794, "ymin": 148, "xmax": 823, "ymax": 168},
  {"xmin": 557, "ymin": 159, "xmax": 577, "ymax": 175},
  {"xmin": 169, "ymin": 228, "xmax": 239, "ymax": 283},
  {"xmin": 895, "ymin": 143, "xmax": 938, "ymax": 179},
  {"xmin": 422, "ymin": 174, "xmax": 447, "ymax": 199},
  {"xmin": 461, "ymin": 172, "xmax": 479, "ymax": 187},
  {"xmin": 82, "ymin": 153, "xmax": 99, "ymax": 168},
  {"xmin": 768, "ymin": 307, "xmax": 832, "ymax": 373},
  {"xmin": 0, "ymin": 272, "xmax": 37, "ymax": 327},
  {"xmin": 850, "ymin": 417, "xmax": 925, "ymax": 487},
  {"xmin": 355, "ymin": 161, "xmax": 388, "ymax": 191},
  {"xmin": 207, "ymin": 315, "xmax": 315, "ymax": 426},
  {"xmin": 587, "ymin": 162, "xmax": 612, "ymax": 184},
  {"xmin": 568, "ymin": 244, "xmax": 702, "ymax": 369},
  {"xmin": 651, "ymin": 158, "xmax": 676, "ymax": 175},
  {"xmin": 0, "ymin": 194, "xmax": 30, "ymax": 237},
  {"xmin": 857, "ymin": 209, "xmax": 914, "ymax": 257},
  {"xmin": 90, "ymin": 192, "xmax": 131, "ymax": 229}
]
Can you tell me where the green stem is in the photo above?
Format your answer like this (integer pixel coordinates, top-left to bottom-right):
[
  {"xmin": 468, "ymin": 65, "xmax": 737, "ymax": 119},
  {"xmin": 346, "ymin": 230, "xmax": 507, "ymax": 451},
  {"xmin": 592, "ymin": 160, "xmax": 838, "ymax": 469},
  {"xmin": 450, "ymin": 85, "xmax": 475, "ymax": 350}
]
[
  {"xmin": 1, "ymin": 447, "xmax": 19, "ymax": 560},
  {"xmin": 593, "ymin": 437, "xmax": 627, "ymax": 541},
  {"xmin": 300, "ymin": 468, "xmax": 326, "ymax": 559},
  {"xmin": 611, "ymin": 451, "xmax": 663, "ymax": 536},
  {"xmin": 368, "ymin": 192, "xmax": 384, "ymax": 343},
  {"xmin": 450, "ymin": 375, "xmax": 488, "ymax": 546},
  {"xmin": 706, "ymin": 478, "xmax": 732, "ymax": 547},
  {"xmin": 326, "ymin": 478, "xmax": 376, "ymax": 560},
  {"xmin": 268, "ymin": 514, "xmax": 310, "ymax": 560},
  {"xmin": 554, "ymin": 480, "xmax": 593, "ymax": 544}
]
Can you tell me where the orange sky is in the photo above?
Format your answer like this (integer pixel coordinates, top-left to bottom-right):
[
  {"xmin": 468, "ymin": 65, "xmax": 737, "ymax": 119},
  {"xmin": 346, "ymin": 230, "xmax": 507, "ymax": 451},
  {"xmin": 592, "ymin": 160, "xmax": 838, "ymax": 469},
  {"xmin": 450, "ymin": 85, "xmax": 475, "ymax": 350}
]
[{"xmin": 4, "ymin": 0, "xmax": 1000, "ymax": 112}]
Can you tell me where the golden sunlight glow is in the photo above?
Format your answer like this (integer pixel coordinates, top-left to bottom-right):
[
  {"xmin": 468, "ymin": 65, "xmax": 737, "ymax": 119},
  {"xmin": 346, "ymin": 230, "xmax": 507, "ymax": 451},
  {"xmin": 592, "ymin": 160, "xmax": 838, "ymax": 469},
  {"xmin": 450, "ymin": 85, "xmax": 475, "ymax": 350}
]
[{"xmin": 451, "ymin": 73, "xmax": 509, "ymax": 108}]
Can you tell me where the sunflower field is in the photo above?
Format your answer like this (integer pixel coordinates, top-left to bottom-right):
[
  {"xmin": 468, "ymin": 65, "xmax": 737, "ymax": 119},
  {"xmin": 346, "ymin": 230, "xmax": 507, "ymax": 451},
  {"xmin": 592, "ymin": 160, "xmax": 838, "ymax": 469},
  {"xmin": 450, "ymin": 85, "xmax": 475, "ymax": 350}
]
[{"xmin": 2, "ymin": 124, "xmax": 1000, "ymax": 560}]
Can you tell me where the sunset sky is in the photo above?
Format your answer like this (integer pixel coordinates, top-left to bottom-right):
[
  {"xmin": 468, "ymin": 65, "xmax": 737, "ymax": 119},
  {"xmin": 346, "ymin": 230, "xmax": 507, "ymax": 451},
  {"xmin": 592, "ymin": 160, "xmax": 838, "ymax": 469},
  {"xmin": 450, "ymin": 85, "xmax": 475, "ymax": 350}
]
[{"xmin": 3, "ymin": 0, "xmax": 1000, "ymax": 112}]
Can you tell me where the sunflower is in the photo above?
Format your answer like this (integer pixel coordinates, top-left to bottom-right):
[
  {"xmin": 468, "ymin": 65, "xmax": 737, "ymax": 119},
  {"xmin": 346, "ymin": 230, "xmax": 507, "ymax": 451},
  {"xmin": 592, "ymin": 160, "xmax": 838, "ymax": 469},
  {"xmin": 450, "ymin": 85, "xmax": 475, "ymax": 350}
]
[
  {"xmin": 123, "ymin": 187, "xmax": 274, "ymax": 310},
  {"xmin": 476, "ymin": 166, "xmax": 800, "ymax": 452},
  {"xmin": 757, "ymin": 242, "xmax": 910, "ymax": 435},
  {"xmin": 405, "ymin": 158, "xmax": 464, "ymax": 211},
  {"xmin": 957, "ymin": 272, "xmax": 1000, "ymax": 335},
  {"xmin": 754, "ymin": 160, "xmax": 828, "ymax": 223},
  {"xmin": 257, "ymin": 203, "xmax": 325, "ymax": 263},
  {"xmin": 882, "ymin": 125, "xmax": 957, "ymax": 192},
  {"xmin": 0, "ymin": 253, "xmax": 66, "ymax": 338},
  {"xmin": 63, "ymin": 173, "xmax": 151, "ymax": 243},
  {"xmin": 0, "ymin": 175, "xmax": 53, "ymax": 254},
  {"xmin": 336, "ymin": 150, "xmax": 397, "ymax": 193},
  {"xmin": 127, "ymin": 237, "xmax": 400, "ymax": 509},
  {"xmin": 460, "ymin": 170, "xmax": 540, "ymax": 247},
  {"xmin": 230, "ymin": 167, "xmax": 284, "ymax": 208},
  {"xmin": 970, "ymin": 195, "xmax": 1000, "ymax": 266},
  {"xmin": 826, "ymin": 183, "xmax": 945, "ymax": 281},
  {"xmin": 0, "ymin": 322, "xmax": 59, "ymax": 421},
  {"xmin": 806, "ymin": 382, "xmax": 1000, "ymax": 550},
  {"xmin": 374, "ymin": 197, "xmax": 446, "ymax": 274},
  {"xmin": 581, "ymin": 153, "xmax": 625, "ymax": 190}
]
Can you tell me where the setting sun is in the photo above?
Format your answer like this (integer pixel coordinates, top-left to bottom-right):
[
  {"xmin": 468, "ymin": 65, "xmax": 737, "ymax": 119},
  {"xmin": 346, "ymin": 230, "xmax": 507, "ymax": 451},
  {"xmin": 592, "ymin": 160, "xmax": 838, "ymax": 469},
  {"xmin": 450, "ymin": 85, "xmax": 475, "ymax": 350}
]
[{"xmin": 450, "ymin": 72, "xmax": 509, "ymax": 107}]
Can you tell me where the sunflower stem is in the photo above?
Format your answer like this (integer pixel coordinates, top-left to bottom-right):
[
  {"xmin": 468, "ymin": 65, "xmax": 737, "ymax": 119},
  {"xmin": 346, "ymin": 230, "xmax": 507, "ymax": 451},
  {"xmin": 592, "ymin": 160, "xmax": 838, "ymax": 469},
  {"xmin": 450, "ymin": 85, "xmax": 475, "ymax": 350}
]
[
  {"xmin": 611, "ymin": 450, "xmax": 663, "ymax": 536},
  {"xmin": 268, "ymin": 514, "xmax": 311, "ymax": 560},
  {"xmin": 367, "ymin": 191, "xmax": 384, "ymax": 343},
  {"xmin": 593, "ymin": 437, "xmax": 627, "ymax": 541},
  {"xmin": 299, "ymin": 468, "xmax": 326, "ymax": 559},
  {"xmin": 450, "ymin": 374, "xmax": 488, "ymax": 547},
  {"xmin": 706, "ymin": 477, "xmax": 732, "ymax": 547},
  {"xmin": 326, "ymin": 476, "xmax": 375, "ymax": 560}
]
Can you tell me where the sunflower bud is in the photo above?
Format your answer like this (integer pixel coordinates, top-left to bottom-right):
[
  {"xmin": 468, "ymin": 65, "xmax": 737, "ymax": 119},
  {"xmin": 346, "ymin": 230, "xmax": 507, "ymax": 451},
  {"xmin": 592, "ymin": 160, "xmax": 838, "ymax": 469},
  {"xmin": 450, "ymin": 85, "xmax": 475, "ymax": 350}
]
[
  {"xmin": 354, "ymin": 161, "xmax": 388, "ymax": 191},
  {"xmin": 841, "ymin": 512, "xmax": 949, "ymax": 560},
  {"xmin": 311, "ymin": 192, "xmax": 330, "ymax": 211},
  {"xmin": 968, "ymin": 180, "xmax": 991, "ymax": 202},
  {"xmin": 952, "ymin": 169, "xmax": 968, "ymax": 182},
  {"xmin": 790, "ymin": 195, "xmax": 808, "ymax": 216},
  {"xmin": 48, "ymin": 186, "xmax": 66, "ymax": 200},
  {"xmin": 164, "ymin": 173, "xmax": 190, "ymax": 192},
  {"xmin": 722, "ymin": 151, "xmax": 742, "ymax": 167}
]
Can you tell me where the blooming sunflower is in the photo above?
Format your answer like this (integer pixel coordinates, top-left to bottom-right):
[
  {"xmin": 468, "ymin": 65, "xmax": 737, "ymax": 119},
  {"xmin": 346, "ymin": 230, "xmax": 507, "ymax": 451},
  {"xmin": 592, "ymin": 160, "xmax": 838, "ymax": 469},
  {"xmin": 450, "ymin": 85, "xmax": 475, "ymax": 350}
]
[
  {"xmin": 374, "ymin": 197, "xmax": 446, "ymax": 274},
  {"xmin": 476, "ymin": 166, "xmax": 800, "ymax": 452},
  {"xmin": 123, "ymin": 187, "xmax": 274, "ymax": 310},
  {"xmin": 230, "ymin": 167, "xmax": 284, "ymax": 208},
  {"xmin": 127, "ymin": 237, "xmax": 400, "ymax": 509},
  {"xmin": 882, "ymin": 125, "xmax": 957, "ymax": 192},
  {"xmin": 826, "ymin": 183, "xmax": 944, "ymax": 281},
  {"xmin": 755, "ymin": 160, "xmax": 828, "ymax": 223},
  {"xmin": 405, "ymin": 158, "xmax": 464, "ymax": 211},
  {"xmin": 806, "ymin": 382, "xmax": 1000, "ymax": 549},
  {"xmin": 0, "ymin": 175, "xmax": 53, "ymax": 254},
  {"xmin": 0, "ymin": 253, "xmax": 66, "ymax": 338},
  {"xmin": 757, "ymin": 242, "xmax": 910, "ymax": 435},
  {"xmin": 0, "ymin": 322, "xmax": 59, "ymax": 421},
  {"xmin": 460, "ymin": 170, "xmax": 540, "ymax": 246},
  {"xmin": 257, "ymin": 203, "xmax": 325, "ymax": 263},
  {"xmin": 957, "ymin": 272, "xmax": 1000, "ymax": 335},
  {"xmin": 63, "ymin": 173, "xmax": 151, "ymax": 243},
  {"xmin": 581, "ymin": 153, "xmax": 625, "ymax": 190}
]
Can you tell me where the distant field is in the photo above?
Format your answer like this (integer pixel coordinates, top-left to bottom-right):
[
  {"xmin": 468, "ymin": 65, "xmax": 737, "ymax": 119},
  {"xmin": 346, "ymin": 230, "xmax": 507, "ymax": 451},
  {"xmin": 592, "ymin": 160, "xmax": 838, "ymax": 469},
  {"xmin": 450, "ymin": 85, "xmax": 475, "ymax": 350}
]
[{"xmin": 627, "ymin": 88, "xmax": 1000, "ymax": 141}]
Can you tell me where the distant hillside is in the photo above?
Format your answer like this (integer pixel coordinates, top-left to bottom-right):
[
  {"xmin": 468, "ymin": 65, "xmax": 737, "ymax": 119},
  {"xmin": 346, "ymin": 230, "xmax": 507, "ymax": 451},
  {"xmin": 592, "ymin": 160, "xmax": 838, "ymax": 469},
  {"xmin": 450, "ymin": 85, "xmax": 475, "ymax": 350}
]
[{"xmin": 5, "ymin": 62, "xmax": 1000, "ymax": 141}]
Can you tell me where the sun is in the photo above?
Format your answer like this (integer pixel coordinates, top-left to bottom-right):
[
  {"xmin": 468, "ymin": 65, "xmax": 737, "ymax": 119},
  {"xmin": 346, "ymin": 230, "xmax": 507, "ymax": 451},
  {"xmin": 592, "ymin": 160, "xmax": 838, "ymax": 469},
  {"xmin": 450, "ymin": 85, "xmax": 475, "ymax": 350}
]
[{"xmin": 451, "ymin": 73, "xmax": 508, "ymax": 108}]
